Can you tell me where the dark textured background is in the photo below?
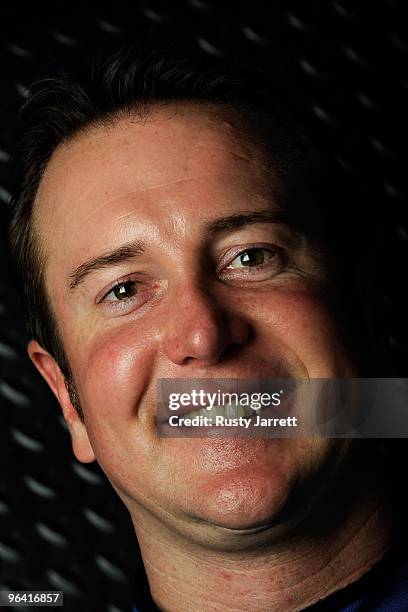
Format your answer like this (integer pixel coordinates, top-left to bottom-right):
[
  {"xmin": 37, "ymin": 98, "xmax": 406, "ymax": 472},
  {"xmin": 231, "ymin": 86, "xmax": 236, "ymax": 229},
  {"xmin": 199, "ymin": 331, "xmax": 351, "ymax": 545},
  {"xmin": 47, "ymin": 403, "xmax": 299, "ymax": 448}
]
[{"xmin": 0, "ymin": 2, "xmax": 407, "ymax": 611}]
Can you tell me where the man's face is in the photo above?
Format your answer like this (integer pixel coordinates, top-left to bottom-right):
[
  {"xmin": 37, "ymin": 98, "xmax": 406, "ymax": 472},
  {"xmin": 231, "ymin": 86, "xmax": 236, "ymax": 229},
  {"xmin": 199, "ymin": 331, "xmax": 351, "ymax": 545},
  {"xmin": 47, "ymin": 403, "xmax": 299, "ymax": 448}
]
[{"xmin": 31, "ymin": 104, "xmax": 356, "ymax": 546}]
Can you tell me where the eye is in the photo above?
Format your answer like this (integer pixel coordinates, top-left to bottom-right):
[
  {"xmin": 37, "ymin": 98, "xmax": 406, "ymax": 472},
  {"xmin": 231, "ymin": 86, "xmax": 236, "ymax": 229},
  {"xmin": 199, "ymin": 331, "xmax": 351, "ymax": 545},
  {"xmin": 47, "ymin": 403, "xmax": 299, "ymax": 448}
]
[
  {"xmin": 97, "ymin": 275, "xmax": 159, "ymax": 314},
  {"xmin": 102, "ymin": 279, "xmax": 139, "ymax": 302},
  {"xmin": 226, "ymin": 247, "xmax": 277, "ymax": 270}
]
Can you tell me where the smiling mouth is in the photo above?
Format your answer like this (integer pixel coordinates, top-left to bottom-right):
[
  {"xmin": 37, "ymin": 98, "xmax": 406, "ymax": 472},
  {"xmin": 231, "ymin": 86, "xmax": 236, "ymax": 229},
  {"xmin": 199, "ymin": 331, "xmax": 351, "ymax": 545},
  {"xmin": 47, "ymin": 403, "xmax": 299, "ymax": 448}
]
[
  {"xmin": 180, "ymin": 403, "xmax": 268, "ymax": 422},
  {"xmin": 157, "ymin": 386, "xmax": 296, "ymax": 426},
  {"xmin": 156, "ymin": 378, "xmax": 299, "ymax": 428},
  {"xmin": 156, "ymin": 402, "xmax": 275, "ymax": 426}
]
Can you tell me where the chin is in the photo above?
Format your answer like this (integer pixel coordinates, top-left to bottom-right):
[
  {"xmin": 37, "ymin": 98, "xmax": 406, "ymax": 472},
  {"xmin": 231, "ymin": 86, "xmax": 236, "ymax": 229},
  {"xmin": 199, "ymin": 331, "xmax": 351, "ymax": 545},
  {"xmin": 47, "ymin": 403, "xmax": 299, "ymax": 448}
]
[
  {"xmin": 165, "ymin": 438, "xmax": 331, "ymax": 547},
  {"xmin": 192, "ymin": 468, "xmax": 295, "ymax": 532}
]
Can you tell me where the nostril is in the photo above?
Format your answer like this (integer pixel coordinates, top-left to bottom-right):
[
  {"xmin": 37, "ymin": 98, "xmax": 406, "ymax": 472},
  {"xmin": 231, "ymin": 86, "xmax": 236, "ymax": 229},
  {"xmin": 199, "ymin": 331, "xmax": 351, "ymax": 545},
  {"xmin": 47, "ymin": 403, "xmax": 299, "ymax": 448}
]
[{"xmin": 183, "ymin": 356, "xmax": 196, "ymax": 366}]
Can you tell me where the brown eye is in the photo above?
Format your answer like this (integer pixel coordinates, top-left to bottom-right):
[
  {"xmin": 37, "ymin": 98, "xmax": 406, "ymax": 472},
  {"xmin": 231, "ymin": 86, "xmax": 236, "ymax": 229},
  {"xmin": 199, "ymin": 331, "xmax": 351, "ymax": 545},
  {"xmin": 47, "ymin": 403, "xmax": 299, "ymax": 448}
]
[
  {"xmin": 106, "ymin": 280, "xmax": 138, "ymax": 301},
  {"xmin": 227, "ymin": 248, "xmax": 275, "ymax": 269}
]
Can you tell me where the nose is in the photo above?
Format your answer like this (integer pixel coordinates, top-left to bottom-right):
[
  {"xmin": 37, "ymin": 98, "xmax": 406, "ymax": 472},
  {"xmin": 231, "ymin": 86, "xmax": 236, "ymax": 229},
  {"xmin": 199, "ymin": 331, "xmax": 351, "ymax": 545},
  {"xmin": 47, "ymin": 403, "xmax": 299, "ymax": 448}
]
[{"xmin": 161, "ymin": 283, "xmax": 251, "ymax": 368}]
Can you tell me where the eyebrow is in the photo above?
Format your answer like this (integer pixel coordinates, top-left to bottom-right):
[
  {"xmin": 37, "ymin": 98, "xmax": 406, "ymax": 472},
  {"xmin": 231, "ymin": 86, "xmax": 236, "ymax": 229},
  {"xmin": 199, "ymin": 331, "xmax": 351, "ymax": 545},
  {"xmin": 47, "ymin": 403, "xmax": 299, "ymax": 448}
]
[
  {"xmin": 203, "ymin": 209, "xmax": 290, "ymax": 233},
  {"xmin": 68, "ymin": 239, "xmax": 145, "ymax": 291},
  {"xmin": 68, "ymin": 209, "xmax": 293, "ymax": 292}
]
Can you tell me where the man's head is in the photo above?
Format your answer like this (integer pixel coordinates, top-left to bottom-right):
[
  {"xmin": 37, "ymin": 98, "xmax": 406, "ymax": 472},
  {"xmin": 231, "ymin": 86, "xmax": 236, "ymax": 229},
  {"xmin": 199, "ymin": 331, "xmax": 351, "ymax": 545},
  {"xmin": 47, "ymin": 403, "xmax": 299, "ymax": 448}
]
[{"xmin": 7, "ymin": 46, "xmax": 370, "ymax": 546}]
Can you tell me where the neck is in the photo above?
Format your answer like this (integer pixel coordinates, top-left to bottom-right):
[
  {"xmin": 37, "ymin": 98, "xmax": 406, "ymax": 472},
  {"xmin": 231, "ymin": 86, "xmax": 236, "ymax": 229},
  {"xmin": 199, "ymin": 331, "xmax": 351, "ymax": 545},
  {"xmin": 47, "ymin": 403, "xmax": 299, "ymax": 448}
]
[{"xmin": 132, "ymin": 445, "xmax": 393, "ymax": 612}]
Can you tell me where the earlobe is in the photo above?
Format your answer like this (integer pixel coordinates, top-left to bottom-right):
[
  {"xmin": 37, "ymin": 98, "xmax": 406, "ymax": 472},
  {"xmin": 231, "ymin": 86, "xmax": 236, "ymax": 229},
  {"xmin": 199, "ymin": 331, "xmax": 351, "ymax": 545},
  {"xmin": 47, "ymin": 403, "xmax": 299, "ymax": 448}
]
[{"xmin": 27, "ymin": 339, "xmax": 96, "ymax": 464}]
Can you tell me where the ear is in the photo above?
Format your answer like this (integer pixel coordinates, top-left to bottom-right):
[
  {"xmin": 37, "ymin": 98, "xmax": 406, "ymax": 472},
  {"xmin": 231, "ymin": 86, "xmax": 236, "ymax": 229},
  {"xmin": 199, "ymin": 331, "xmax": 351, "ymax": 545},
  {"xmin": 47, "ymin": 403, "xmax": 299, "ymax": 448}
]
[{"xmin": 27, "ymin": 339, "xmax": 96, "ymax": 464}]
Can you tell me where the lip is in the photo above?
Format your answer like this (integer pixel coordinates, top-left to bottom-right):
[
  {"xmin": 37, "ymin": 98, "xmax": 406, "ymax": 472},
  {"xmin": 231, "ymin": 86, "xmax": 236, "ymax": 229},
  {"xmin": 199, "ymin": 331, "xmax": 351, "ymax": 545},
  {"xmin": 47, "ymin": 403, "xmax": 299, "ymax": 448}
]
[
  {"xmin": 156, "ymin": 383, "xmax": 297, "ymax": 434},
  {"xmin": 157, "ymin": 378, "xmax": 298, "ymax": 416}
]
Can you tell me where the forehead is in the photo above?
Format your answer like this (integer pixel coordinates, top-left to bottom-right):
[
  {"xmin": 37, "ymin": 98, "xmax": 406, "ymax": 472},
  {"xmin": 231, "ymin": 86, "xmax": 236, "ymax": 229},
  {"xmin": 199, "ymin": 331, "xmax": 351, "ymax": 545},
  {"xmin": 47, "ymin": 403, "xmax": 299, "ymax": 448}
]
[
  {"xmin": 34, "ymin": 104, "xmax": 281, "ymax": 277},
  {"xmin": 36, "ymin": 104, "xmax": 274, "ymax": 211}
]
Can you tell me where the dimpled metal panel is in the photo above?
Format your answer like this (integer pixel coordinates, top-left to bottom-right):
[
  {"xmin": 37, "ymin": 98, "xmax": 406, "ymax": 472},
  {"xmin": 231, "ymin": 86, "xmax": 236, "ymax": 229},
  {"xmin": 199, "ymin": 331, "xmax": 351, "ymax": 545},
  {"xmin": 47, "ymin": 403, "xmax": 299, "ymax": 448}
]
[{"xmin": 0, "ymin": 2, "xmax": 407, "ymax": 611}]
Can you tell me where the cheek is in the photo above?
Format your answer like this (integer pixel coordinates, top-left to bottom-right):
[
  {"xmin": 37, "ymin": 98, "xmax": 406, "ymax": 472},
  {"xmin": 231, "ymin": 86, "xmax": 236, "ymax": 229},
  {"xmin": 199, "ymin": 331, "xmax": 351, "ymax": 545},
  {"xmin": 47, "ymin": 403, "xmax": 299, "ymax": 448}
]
[
  {"xmin": 242, "ymin": 288, "xmax": 351, "ymax": 376},
  {"xmin": 73, "ymin": 323, "xmax": 156, "ymax": 421},
  {"xmin": 67, "ymin": 324, "xmax": 160, "ymax": 486}
]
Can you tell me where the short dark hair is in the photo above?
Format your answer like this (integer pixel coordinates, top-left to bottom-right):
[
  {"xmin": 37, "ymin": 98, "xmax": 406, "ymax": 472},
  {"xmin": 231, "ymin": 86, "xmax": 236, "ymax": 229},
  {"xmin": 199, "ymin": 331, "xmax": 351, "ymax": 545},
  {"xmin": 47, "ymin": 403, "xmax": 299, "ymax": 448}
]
[{"xmin": 5, "ymin": 44, "xmax": 367, "ymax": 418}]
